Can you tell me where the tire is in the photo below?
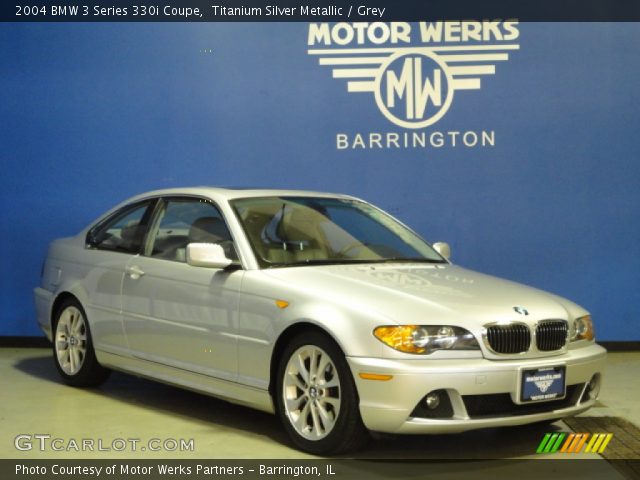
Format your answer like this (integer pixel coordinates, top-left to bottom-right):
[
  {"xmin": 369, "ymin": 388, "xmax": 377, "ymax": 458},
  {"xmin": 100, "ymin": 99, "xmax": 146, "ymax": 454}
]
[
  {"xmin": 52, "ymin": 298, "xmax": 110, "ymax": 387},
  {"xmin": 275, "ymin": 331, "xmax": 369, "ymax": 455}
]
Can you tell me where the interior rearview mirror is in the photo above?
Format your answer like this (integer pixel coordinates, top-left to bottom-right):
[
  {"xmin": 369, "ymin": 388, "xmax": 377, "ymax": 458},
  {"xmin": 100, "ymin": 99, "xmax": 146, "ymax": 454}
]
[
  {"xmin": 433, "ymin": 241, "xmax": 451, "ymax": 260},
  {"xmin": 186, "ymin": 243, "xmax": 233, "ymax": 269}
]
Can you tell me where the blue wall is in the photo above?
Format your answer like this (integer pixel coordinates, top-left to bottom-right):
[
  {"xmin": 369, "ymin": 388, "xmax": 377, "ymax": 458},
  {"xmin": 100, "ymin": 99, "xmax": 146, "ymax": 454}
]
[{"xmin": 1, "ymin": 23, "xmax": 639, "ymax": 340}]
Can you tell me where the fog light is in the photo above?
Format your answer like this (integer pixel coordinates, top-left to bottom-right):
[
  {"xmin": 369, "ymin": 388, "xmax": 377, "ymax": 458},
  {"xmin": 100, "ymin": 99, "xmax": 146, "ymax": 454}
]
[
  {"xmin": 425, "ymin": 391, "xmax": 441, "ymax": 410},
  {"xmin": 411, "ymin": 389, "xmax": 453, "ymax": 419}
]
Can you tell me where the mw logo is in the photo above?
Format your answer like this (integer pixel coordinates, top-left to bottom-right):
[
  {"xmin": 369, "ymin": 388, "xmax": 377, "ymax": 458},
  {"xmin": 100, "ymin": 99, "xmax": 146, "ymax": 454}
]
[{"xmin": 375, "ymin": 51, "xmax": 453, "ymax": 129}]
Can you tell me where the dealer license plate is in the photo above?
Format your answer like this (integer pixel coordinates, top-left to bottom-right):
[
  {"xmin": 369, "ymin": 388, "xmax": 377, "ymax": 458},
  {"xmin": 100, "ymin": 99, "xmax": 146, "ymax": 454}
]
[{"xmin": 521, "ymin": 366, "xmax": 566, "ymax": 402}]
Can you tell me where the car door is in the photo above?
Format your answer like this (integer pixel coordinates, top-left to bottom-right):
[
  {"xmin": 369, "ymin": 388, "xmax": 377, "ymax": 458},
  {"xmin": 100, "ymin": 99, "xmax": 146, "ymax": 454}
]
[
  {"xmin": 121, "ymin": 196, "xmax": 242, "ymax": 382},
  {"xmin": 83, "ymin": 199, "xmax": 156, "ymax": 356}
]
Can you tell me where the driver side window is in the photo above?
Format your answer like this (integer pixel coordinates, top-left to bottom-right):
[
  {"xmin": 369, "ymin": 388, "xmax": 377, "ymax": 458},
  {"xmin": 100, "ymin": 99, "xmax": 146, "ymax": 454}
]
[
  {"xmin": 146, "ymin": 198, "xmax": 236, "ymax": 263},
  {"xmin": 88, "ymin": 201, "xmax": 153, "ymax": 254}
]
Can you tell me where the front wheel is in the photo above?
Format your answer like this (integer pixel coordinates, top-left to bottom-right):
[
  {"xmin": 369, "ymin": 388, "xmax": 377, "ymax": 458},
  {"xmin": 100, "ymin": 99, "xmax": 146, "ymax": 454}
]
[
  {"xmin": 275, "ymin": 331, "xmax": 369, "ymax": 454},
  {"xmin": 53, "ymin": 299, "xmax": 110, "ymax": 387}
]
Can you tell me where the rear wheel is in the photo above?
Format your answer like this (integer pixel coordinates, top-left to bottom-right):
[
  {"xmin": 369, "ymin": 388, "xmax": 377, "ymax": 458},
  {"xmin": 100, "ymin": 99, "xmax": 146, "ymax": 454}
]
[
  {"xmin": 53, "ymin": 299, "xmax": 110, "ymax": 387},
  {"xmin": 275, "ymin": 331, "xmax": 369, "ymax": 454}
]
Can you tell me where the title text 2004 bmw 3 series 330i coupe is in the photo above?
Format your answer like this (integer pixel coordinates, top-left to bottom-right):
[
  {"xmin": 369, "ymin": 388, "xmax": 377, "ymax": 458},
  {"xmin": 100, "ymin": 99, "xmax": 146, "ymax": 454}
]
[{"xmin": 34, "ymin": 187, "xmax": 606, "ymax": 454}]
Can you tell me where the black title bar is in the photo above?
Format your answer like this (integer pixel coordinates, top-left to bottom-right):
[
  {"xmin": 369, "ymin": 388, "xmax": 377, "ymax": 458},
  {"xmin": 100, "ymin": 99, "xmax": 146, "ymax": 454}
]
[
  {"xmin": 4, "ymin": 459, "xmax": 639, "ymax": 480},
  {"xmin": 4, "ymin": 0, "xmax": 640, "ymax": 22}
]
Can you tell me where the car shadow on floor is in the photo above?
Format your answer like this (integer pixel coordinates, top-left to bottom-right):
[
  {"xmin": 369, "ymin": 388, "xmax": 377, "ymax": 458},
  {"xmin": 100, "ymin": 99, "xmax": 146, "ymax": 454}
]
[{"xmin": 14, "ymin": 352, "xmax": 566, "ymax": 459}]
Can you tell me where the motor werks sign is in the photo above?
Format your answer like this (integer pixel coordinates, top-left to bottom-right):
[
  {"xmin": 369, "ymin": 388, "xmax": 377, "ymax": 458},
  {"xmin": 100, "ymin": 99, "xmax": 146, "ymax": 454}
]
[{"xmin": 306, "ymin": 21, "xmax": 520, "ymax": 150}]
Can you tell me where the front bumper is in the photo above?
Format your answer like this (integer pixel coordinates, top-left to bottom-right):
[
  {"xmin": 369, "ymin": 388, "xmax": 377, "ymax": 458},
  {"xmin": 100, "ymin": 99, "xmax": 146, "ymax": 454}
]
[{"xmin": 347, "ymin": 343, "xmax": 606, "ymax": 434}]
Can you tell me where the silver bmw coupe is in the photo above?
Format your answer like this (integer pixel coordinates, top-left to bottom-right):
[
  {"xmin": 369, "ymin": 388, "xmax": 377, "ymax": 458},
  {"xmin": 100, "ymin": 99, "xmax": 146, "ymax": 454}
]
[{"xmin": 34, "ymin": 187, "xmax": 606, "ymax": 454}]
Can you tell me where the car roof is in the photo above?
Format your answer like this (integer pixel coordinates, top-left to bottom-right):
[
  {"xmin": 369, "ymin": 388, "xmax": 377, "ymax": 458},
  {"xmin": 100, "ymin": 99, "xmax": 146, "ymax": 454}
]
[{"xmin": 126, "ymin": 186, "xmax": 358, "ymax": 203}]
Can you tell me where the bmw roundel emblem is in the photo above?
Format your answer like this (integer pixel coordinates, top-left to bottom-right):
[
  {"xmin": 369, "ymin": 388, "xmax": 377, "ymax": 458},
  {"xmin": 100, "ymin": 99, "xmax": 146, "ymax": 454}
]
[{"xmin": 513, "ymin": 306, "xmax": 529, "ymax": 315}]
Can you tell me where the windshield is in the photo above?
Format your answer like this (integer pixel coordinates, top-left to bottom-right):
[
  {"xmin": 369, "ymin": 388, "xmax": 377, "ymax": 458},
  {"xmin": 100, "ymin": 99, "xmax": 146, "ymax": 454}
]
[{"xmin": 231, "ymin": 196, "xmax": 446, "ymax": 268}]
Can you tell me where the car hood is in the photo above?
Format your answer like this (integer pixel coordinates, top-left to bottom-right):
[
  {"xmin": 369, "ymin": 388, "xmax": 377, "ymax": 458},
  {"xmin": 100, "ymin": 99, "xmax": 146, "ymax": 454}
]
[{"xmin": 261, "ymin": 263, "xmax": 587, "ymax": 327}]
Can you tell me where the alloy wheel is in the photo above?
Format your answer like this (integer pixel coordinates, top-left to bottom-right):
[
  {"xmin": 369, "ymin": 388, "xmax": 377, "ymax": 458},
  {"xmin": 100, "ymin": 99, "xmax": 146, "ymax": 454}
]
[
  {"xmin": 282, "ymin": 345, "xmax": 341, "ymax": 440},
  {"xmin": 55, "ymin": 306, "xmax": 87, "ymax": 375}
]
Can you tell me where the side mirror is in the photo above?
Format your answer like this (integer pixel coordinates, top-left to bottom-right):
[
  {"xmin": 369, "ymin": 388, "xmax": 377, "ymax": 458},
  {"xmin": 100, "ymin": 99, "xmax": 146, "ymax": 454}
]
[
  {"xmin": 186, "ymin": 243, "xmax": 233, "ymax": 269},
  {"xmin": 86, "ymin": 230, "xmax": 97, "ymax": 248},
  {"xmin": 433, "ymin": 241, "xmax": 451, "ymax": 260}
]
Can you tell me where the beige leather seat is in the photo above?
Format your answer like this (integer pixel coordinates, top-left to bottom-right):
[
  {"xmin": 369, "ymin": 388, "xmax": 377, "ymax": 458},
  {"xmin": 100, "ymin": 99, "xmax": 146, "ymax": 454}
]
[{"xmin": 279, "ymin": 208, "xmax": 329, "ymax": 262}]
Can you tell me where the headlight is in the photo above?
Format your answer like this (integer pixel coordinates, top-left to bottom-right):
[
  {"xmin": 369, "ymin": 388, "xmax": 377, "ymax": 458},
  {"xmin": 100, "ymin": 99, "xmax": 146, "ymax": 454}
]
[
  {"xmin": 571, "ymin": 315, "xmax": 595, "ymax": 341},
  {"xmin": 373, "ymin": 325, "xmax": 479, "ymax": 354}
]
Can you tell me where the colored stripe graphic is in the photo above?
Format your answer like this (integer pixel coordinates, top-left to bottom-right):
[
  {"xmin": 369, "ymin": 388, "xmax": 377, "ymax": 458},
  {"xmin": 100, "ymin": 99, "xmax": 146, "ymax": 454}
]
[
  {"xmin": 573, "ymin": 433, "xmax": 589, "ymax": 453},
  {"xmin": 585, "ymin": 433, "xmax": 614, "ymax": 453},
  {"xmin": 597, "ymin": 433, "xmax": 614, "ymax": 453},
  {"xmin": 560, "ymin": 433, "xmax": 575, "ymax": 452},
  {"xmin": 550, "ymin": 433, "xmax": 566, "ymax": 453},
  {"xmin": 536, "ymin": 433, "xmax": 566, "ymax": 453},
  {"xmin": 536, "ymin": 433, "xmax": 552, "ymax": 453},
  {"xmin": 537, "ymin": 433, "xmax": 613, "ymax": 454}
]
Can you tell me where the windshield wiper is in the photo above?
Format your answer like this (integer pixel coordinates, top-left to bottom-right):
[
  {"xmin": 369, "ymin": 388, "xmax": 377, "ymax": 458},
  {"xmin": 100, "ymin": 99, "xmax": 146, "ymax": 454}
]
[
  {"xmin": 266, "ymin": 259, "xmax": 383, "ymax": 268},
  {"xmin": 311, "ymin": 259, "xmax": 380, "ymax": 266},
  {"xmin": 367, "ymin": 258, "xmax": 447, "ymax": 264},
  {"xmin": 266, "ymin": 257, "xmax": 446, "ymax": 268}
]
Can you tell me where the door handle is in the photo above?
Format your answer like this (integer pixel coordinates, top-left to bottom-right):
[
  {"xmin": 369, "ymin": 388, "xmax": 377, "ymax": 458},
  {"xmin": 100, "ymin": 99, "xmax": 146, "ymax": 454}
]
[{"xmin": 125, "ymin": 265, "xmax": 145, "ymax": 279}]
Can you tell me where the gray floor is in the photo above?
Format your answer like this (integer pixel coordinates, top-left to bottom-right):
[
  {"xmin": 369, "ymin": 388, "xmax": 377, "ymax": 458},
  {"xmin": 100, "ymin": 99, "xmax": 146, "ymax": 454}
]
[{"xmin": 1, "ymin": 348, "xmax": 637, "ymax": 462}]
